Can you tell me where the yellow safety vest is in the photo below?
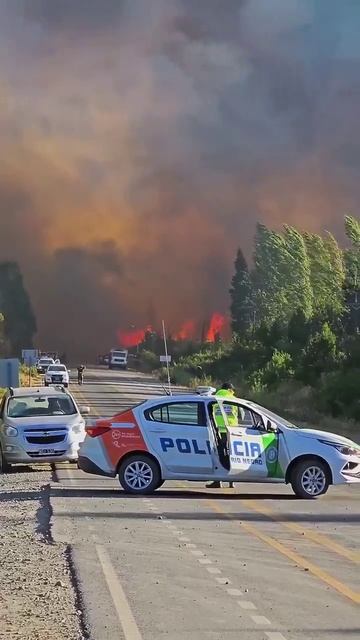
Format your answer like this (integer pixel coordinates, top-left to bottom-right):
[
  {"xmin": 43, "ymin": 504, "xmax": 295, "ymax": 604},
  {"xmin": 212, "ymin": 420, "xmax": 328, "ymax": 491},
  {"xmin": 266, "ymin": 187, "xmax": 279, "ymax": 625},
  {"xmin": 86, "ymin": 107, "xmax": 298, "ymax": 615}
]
[{"xmin": 213, "ymin": 389, "xmax": 238, "ymax": 433}]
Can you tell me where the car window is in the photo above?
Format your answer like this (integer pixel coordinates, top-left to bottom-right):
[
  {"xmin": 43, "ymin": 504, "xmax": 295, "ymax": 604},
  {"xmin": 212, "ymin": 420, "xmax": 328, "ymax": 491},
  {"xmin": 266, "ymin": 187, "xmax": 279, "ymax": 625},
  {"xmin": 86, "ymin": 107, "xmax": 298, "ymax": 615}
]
[
  {"xmin": 47, "ymin": 366, "xmax": 66, "ymax": 372},
  {"xmin": 210, "ymin": 401, "xmax": 266, "ymax": 430},
  {"xmin": 7, "ymin": 395, "xmax": 77, "ymax": 417},
  {"xmin": 145, "ymin": 402, "xmax": 206, "ymax": 427}
]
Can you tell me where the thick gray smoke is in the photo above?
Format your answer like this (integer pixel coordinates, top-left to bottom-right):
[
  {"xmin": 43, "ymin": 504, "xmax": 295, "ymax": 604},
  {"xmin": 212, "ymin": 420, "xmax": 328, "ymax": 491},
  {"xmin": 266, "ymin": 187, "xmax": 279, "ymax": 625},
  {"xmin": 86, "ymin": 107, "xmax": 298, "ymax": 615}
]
[{"xmin": 0, "ymin": 0, "xmax": 359, "ymax": 357}]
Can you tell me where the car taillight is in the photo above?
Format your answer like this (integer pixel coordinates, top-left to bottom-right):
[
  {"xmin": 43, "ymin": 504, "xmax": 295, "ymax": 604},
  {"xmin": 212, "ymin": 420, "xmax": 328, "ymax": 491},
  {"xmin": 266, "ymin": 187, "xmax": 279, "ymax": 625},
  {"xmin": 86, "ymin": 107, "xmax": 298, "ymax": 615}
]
[{"xmin": 86, "ymin": 425, "xmax": 111, "ymax": 438}]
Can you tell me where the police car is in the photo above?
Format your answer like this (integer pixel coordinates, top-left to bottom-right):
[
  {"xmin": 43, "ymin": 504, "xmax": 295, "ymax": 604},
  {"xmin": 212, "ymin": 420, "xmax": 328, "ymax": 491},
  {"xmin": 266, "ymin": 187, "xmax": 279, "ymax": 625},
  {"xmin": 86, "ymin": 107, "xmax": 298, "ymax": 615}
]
[{"xmin": 78, "ymin": 394, "xmax": 360, "ymax": 499}]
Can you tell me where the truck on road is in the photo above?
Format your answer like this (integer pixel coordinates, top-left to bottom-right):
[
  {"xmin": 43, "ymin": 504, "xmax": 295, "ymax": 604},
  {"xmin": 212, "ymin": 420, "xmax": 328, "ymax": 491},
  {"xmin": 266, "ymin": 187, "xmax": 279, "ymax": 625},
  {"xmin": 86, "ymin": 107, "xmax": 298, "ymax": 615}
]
[{"xmin": 109, "ymin": 348, "xmax": 128, "ymax": 370}]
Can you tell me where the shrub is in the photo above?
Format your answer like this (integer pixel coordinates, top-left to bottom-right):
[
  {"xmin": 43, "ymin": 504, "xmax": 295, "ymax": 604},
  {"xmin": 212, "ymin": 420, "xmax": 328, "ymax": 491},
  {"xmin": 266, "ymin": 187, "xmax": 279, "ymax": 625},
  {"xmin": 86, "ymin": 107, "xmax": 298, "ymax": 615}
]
[{"xmin": 317, "ymin": 369, "xmax": 360, "ymax": 420}]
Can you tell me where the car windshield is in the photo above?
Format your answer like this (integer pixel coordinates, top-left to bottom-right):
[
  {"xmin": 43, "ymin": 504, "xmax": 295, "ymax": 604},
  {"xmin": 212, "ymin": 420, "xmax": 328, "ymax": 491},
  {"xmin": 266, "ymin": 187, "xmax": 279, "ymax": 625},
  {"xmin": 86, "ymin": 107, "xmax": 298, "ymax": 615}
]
[
  {"xmin": 112, "ymin": 351, "xmax": 127, "ymax": 357},
  {"xmin": 47, "ymin": 365, "xmax": 66, "ymax": 372},
  {"xmin": 40, "ymin": 359, "xmax": 53, "ymax": 365},
  {"xmin": 247, "ymin": 401, "xmax": 299, "ymax": 429},
  {"xmin": 7, "ymin": 395, "xmax": 77, "ymax": 418}
]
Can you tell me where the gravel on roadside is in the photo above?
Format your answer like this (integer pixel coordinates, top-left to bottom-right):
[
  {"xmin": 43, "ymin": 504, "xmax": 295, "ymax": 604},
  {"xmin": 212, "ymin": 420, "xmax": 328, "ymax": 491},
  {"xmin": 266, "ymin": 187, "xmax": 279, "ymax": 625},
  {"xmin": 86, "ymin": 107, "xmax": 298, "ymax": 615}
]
[{"xmin": 0, "ymin": 466, "xmax": 85, "ymax": 640}]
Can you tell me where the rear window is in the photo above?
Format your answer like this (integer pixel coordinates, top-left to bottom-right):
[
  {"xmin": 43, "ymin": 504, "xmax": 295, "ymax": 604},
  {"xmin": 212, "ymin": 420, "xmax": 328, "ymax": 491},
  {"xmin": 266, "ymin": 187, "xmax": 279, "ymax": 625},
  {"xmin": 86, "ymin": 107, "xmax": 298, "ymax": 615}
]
[
  {"xmin": 112, "ymin": 351, "xmax": 127, "ymax": 357},
  {"xmin": 144, "ymin": 402, "xmax": 206, "ymax": 427},
  {"xmin": 7, "ymin": 395, "xmax": 77, "ymax": 418},
  {"xmin": 40, "ymin": 359, "xmax": 53, "ymax": 365}
]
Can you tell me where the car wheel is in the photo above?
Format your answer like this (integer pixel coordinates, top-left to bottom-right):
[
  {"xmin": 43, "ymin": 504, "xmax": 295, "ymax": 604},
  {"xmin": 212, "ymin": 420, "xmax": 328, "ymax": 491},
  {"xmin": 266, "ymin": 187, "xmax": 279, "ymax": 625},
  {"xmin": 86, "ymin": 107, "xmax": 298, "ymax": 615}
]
[
  {"xmin": 0, "ymin": 446, "xmax": 11, "ymax": 474},
  {"xmin": 64, "ymin": 383, "xmax": 69, "ymax": 388},
  {"xmin": 118, "ymin": 454, "xmax": 161, "ymax": 494},
  {"xmin": 291, "ymin": 458, "xmax": 329, "ymax": 499}
]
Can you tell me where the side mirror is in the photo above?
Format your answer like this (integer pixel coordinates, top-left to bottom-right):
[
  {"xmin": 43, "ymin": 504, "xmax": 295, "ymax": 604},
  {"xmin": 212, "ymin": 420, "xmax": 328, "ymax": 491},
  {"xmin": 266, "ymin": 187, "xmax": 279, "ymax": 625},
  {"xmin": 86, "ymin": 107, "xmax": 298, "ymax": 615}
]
[
  {"xmin": 67, "ymin": 369, "xmax": 71, "ymax": 373},
  {"xmin": 80, "ymin": 405, "xmax": 90, "ymax": 415},
  {"xmin": 266, "ymin": 419, "xmax": 277, "ymax": 433}
]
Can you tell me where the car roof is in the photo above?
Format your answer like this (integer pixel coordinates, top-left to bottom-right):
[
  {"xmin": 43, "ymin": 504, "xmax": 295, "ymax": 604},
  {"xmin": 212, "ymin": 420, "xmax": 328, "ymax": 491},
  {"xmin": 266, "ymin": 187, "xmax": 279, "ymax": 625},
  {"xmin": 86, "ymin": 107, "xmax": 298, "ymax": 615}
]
[
  {"xmin": 140, "ymin": 394, "xmax": 253, "ymax": 407},
  {"xmin": 8, "ymin": 386, "xmax": 69, "ymax": 398}
]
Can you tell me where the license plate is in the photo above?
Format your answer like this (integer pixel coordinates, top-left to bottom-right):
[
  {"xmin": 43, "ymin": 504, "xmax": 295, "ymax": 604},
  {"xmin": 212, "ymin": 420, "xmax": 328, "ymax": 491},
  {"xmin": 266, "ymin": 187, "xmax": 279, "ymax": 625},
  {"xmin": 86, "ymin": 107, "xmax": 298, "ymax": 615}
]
[
  {"xmin": 40, "ymin": 448, "xmax": 56, "ymax": 455},
  {"xmin": 53, "ymin": 377, "xmax": 61, "ymax": 381}
]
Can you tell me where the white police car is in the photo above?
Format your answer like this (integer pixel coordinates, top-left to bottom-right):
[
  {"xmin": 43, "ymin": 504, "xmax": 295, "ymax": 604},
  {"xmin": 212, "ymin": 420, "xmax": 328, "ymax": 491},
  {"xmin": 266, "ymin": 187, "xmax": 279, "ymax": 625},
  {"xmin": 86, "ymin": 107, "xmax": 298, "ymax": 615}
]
[{"xmin": 78, "ymin": 394, "xmax": 360, "ymax": 498}]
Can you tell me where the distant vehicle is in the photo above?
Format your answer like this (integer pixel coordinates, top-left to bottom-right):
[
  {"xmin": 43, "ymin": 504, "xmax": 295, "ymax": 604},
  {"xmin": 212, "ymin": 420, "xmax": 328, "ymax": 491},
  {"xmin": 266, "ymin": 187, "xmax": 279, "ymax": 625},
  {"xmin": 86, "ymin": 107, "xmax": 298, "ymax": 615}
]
[
  {"xmin": 109, "ymin": 349, "xmax": 128, "ymax": 370},
  {"xmin": 79, "ymin": 394, "xmax": 360, "ymax": 498},
  {"xmin": 36, "ymin": 357, "xmax": 55, "ymax": 374},
  {"xmin": 44, "ymin": 364, "xmax": 70, "ymax": 388},
  {"xmin": 0, "ymin": 386, "xmax": 90, "ymax": 472}
]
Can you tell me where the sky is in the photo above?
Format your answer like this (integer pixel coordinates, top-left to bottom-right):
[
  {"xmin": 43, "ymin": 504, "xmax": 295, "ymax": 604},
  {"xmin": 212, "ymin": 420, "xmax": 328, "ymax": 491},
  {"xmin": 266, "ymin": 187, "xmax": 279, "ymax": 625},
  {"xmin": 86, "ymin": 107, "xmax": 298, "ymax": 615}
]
[{"xmin": 0, "ymin": 0, "xmax": 360, "ymax": 357}]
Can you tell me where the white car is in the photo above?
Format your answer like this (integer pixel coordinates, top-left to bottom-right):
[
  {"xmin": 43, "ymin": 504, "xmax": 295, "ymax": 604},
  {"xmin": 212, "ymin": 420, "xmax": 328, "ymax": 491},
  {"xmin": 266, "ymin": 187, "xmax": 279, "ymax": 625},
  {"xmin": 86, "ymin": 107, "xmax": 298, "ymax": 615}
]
[
  {"xmin": 44, "ymin": 364, "xmax": 70, "ymax": 388},
  {"xmin": 0, "ymin": 386, "xmax": 90, "ymax": 471},
  {"xmin": 78, "ymin": 394, "xmax": 360, "ymax": 498},
  {"xmin": 37, "ymin": 357, "xmax": 55, "ymax": 374}
]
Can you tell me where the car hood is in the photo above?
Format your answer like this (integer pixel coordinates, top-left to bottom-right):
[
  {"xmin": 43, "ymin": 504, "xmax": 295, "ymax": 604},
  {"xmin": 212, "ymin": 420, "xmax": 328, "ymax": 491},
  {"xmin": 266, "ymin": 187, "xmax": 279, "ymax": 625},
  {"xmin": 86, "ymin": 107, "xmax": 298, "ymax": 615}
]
[
  {"xmin": 295, "ymin": 427, "xmax": 359, "ymax": 448},
  {"xmin": 6, "ymin": 415, "xmax": 82, "ymax": 428}
]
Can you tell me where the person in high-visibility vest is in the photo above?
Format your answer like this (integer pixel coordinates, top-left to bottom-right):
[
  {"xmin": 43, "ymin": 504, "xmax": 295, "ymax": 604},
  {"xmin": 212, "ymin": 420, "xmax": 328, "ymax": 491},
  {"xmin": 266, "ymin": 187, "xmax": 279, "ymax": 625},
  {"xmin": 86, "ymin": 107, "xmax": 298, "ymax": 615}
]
[{"xmin": 207, "ymin": 382, "xmax": 237, "ymax": 489}]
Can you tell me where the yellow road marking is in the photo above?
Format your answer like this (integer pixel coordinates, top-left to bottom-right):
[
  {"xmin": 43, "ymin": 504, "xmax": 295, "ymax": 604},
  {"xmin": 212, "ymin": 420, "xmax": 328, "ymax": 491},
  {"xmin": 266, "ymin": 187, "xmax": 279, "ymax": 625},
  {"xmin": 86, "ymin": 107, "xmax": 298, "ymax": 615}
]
[
  {"xmin": 244, "ymin": 499, "xmax": 360, "ymax": 565},
  {"xmin": 206, "ymin": 498, "xmax": 360, "ymax": 606}
]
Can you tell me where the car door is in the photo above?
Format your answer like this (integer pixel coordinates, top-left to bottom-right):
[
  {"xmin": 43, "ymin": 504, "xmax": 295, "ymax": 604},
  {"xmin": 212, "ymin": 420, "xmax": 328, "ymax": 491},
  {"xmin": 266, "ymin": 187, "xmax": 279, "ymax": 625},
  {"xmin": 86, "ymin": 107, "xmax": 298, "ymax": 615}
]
[
  {"xmin": 217, "ymin": 400, "xmax": 281, "ymax": 480},
  {"xmin": 142, "ymin": 400, "xmax": 214, "ymax": 474}
]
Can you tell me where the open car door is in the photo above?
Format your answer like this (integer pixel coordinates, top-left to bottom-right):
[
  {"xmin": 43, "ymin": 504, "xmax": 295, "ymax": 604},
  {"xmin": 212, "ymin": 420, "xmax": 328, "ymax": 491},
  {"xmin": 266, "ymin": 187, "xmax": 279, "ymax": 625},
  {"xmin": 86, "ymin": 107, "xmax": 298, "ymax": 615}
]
[{"xmin": 215, "ymin": 399, "xmax": 282, "ymax": 480}]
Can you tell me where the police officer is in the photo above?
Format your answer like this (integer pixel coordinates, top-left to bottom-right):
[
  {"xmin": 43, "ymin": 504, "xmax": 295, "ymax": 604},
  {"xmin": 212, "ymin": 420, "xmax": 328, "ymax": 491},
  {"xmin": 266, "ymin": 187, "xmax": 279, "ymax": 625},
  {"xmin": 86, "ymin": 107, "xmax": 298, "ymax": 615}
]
[{"xmin": 207, "ymin": 382, "xmax": 237, "ymax": 489}]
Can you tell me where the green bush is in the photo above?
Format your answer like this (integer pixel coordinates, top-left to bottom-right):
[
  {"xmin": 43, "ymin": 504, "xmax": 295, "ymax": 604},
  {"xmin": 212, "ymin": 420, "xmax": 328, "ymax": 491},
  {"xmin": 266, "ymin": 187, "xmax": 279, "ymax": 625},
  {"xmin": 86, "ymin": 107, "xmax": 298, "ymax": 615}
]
[
  {"xmin": 247, "ymin": 350, "xmax": 293, "ymax": 390},
  {"xmin": 317, "ymin": 369, "xmax": 360, "ymax": 420}
]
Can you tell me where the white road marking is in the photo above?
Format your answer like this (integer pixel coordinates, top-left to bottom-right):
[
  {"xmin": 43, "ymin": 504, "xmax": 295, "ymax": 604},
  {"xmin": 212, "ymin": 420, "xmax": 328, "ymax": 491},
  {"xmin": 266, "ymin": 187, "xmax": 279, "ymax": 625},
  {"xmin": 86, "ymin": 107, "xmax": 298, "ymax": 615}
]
[
  {"xmin": 185, "ymin": 543, "xmax": 197, "ymax": 549},
  {"xmin": 96, "ymin": 545, "xmax": 143, "ymax": 640},
  {"xmin": 198, "ymin": 558, "xmax": 212, "ymax": 565},
  {"xmin": 238, "ymin": 601, "xmax": 257, "ymax": 610},
  {"xmin": 265, "ymin": 633, "xmax": 288, "ymax": 640},
  {"xmin": 190, "ymin": 549, "xmax": 204, "ymax": 557},
  {"xmin": 227, "ymin": 588, "xmax": 243, "ymax": 597},
  {"xmin": 206, "ymin": 567, "xmax": 221, "ymax": 575},
  {"xmin": 178, "ymin": 537, "xmax": 190, "ymax": 542},
  {"xmin": 251, "ymin": 615, "xmax": 271, "ymax": 625}
]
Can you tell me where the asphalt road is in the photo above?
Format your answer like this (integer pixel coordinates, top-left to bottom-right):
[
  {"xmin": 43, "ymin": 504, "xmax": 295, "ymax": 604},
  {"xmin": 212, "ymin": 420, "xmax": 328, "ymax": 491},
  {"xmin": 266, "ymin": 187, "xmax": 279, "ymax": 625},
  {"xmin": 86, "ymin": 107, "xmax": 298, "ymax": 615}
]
[{"xmin": 51, "ymin": 368, "xmax": 360, "ymax": 640}]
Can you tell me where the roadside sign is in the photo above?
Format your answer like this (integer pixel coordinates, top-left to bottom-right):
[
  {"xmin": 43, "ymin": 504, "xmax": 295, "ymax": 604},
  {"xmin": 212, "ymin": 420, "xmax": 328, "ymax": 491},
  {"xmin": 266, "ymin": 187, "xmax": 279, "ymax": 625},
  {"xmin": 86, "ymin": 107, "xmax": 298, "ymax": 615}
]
[
  {"xmin": 22, "ymin": 349, "xmax": 39, "ymax": 366},
  {"xmin": 0, "ymin": 359, "xmax": 20, "ymax": 387},
  {"xmin": 160, "ymin": 355, "xmax": 172, "ymax": 363}
]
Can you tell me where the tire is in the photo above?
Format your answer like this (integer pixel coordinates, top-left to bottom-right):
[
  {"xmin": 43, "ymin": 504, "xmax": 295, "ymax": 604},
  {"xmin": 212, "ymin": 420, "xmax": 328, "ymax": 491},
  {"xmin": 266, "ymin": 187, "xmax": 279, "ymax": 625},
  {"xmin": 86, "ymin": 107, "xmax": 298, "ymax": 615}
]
[
  {"xmin": 44, "ymin": 382, "xmax": 49, "ymax": 387},
  {"xmin": 64, "ymin": 383, "xmax": 69, "ymax": 388},
  {"xmin": 118, "ymin": 454, "xmax": 161, "ymax": 495},
  {"xmin": 291, "ymin": 458, "xmax": 330, "ymax": 499},
  {"xmin": 0, "ymin": 446, "xmax": 11, "ymax": 474}
]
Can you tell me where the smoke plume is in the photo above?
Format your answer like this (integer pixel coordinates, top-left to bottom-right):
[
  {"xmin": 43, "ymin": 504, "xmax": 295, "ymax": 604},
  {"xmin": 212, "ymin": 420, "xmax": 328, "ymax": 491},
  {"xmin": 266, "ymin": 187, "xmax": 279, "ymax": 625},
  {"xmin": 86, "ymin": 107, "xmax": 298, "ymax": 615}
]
[{"xmin": 0, "ymin": 0, "xmax": 359, "ymax": 357}]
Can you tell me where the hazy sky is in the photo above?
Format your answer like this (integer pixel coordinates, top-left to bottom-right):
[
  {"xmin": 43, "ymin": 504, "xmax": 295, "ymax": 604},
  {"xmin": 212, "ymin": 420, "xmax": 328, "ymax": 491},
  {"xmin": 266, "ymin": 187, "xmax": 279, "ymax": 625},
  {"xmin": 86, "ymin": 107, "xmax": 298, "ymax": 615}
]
[{"xmin": 0, "ymin": 0, "xmax": 359, "ymax": 356}]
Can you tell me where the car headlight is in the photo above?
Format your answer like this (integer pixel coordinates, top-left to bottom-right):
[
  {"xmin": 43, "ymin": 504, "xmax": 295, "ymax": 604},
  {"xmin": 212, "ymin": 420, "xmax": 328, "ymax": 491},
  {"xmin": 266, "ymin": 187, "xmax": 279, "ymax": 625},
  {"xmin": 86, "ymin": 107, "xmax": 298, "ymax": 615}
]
[
  {"xmin": 5, "ymin": 426, "xmax": 18, "ymax": 437},
  {"xmin": 320, "ymin": 439, "xmax": 360, "ymax": 457}
]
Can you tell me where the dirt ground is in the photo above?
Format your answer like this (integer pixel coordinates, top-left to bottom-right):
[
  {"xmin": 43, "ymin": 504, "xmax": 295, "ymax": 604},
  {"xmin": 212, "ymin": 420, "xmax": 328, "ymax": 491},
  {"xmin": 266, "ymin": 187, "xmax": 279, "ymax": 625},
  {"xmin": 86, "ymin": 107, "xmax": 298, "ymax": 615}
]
[{"xmin": 0, "ymin": 466, "xmax": 85, "ymax": 640}]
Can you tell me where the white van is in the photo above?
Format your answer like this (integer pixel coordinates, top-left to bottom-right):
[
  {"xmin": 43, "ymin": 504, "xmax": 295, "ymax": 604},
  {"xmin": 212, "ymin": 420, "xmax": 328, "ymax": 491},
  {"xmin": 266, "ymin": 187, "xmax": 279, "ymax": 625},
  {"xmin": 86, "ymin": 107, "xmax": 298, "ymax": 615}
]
[{"xmin": 109, "ymin": 349, "xmax": 128, "ymax": 370}]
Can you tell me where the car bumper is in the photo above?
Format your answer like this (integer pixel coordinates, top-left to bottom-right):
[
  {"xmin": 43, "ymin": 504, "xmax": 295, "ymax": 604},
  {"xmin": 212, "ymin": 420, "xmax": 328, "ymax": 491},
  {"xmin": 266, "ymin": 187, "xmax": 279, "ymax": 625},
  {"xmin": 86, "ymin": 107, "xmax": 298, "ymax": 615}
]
[
  {"xmin": 78, "ymin": 455, "xmax": 114, "ymax": 477},
  {"xmin": 2, "ymin": 441, "xmax": 81, "ymax": 464}
]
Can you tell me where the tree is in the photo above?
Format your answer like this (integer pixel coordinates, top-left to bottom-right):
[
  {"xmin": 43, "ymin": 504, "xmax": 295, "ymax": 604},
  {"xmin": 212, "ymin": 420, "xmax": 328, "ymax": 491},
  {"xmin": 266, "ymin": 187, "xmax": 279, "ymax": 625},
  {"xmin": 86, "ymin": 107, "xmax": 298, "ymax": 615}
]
[
  {"xmin": 343, "ymin": 215, "xmax": 360, "ymax": 331},
  {"xmin": 283, "ymin": 226, "xmax": 313, "ymax": 319},
  {"xmin": 252, "ymin": 223, "xmax": 289, "ymax": 326},
  {"xmin": 229, "ymin": 249, "xmax": 253, "ymax": 335},
  {"xmin": 0, "ymin": 262, "xmax": 37, "ymax": 355},
  {"xmin": 298, "ymin": 322, "xmax": 340, "ymax": 384},
  {"xmin": 304, "ymin": 233, "xmax": 344, "ymax": 320}
]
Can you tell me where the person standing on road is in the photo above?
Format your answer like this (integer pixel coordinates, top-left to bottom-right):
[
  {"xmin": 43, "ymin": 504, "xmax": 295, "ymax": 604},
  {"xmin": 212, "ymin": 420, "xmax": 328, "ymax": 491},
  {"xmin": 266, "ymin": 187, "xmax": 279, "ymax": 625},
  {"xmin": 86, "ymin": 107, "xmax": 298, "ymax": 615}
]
[
  {"xmin": 77, "ymin": 364, "xmax": 86, "ymax": 385},
  {"xmin": 207, "ymin": 382, "xmax": 237, "ymax": 489}
]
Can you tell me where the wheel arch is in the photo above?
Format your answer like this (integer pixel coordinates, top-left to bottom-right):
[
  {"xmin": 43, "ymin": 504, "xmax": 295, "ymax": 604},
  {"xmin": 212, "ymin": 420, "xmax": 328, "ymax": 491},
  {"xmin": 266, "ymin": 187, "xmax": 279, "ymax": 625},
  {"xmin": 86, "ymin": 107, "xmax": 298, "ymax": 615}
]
[
  {"xmin": 285, "ymin": 454, "xmax": 333, "ymax": 485},
  {"xmin": 116, "ymin": 450, "xmax": 162, "ymax": 477}
]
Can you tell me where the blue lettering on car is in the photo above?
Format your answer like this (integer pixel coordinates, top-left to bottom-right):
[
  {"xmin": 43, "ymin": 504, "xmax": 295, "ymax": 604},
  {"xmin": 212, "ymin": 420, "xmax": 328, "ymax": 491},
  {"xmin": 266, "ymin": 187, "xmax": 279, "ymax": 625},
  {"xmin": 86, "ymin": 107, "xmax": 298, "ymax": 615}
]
[
  {"xmin": 160, "ymin": 437, "xmax": 211, "ymax": 455},
  {"xmin": 232, "ymin": 440, "xmax": 261, "ymax": 458}
]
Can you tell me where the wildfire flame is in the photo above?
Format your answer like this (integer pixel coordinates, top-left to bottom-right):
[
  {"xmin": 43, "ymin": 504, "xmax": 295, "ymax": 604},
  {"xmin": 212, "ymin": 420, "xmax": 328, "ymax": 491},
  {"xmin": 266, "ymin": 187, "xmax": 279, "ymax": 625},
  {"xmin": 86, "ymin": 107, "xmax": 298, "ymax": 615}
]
[{"xmin": 206, "ymin": 313, "xmax": 227, "ymax": 342}]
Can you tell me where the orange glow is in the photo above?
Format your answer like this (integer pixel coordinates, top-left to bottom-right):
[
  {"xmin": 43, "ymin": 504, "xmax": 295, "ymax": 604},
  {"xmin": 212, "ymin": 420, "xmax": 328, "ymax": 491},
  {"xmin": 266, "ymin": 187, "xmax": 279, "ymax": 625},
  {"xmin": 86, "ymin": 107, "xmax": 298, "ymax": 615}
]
[
  {"xmin": 173, "ymin": 320, "xmax": 196, "ymax": 341},
  {"xmin": 117, "ymin": 326, "xmax": 152, "ymax": 348}
]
